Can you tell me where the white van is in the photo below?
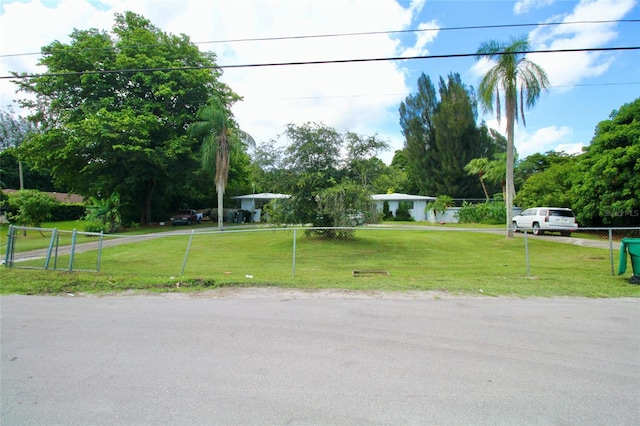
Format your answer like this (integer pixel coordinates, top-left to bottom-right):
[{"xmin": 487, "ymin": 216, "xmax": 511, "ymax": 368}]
[{"xmin": 512, "ymin": 207, "xmax": 578, "ymax": 236}]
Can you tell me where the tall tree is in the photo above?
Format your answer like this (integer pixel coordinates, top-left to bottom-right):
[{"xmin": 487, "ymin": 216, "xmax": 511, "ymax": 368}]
[
  {"xmin": 188, "ymin": 98, "xmax": 254, "ymax": 231},
  {"xmin": 249, "ymin": 140, "xmax": 288, "ymax": 194},
  {"xmin": 13, "ymin": 12, "xmax": 232, "ymax": 224},
  {"xmin": 399, "ymin": 73, "xmax": 499, "ymax": 198},
  {"xmin": 572, "ymin": 98, "xmax": 639, "ymax": 226},
  {"xmin": 280, "ymin": 122, "xmax": 344, "ymax": 226},
  {"xmin": 399, "ymin": 73, "xmax": 438, "ymax": 195},
  {"xmin": 344, "ymin": 132, "xmax": 389, "ymax": 187},
  {"xmin": 475, "ymin": 36, "xmax": 549, "ymax": 237},
  {"xmin": 0, "ymin": 108, "xmax": 38, "ymax": 189},
  {"xmin": 431, "ymin": 73, "xmax": 494, "ymax": 197}
]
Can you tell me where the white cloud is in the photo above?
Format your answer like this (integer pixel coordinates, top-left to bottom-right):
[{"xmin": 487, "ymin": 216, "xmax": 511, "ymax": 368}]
[
  {"xmin": 485, "ymin": 118, "xmax": 583, "ymax": 158},
  {"xmin": 528, "ymin": 0, "xmax": 637, "ymax": 92},
  {"xmin": 514, "ymin": 0, "xmax": 555, "ymax": 15},
  {"xmin": 554, "ymin": 142, "xmax": 585, "ymax": 155},
  {"xmin": 516, "ymin": 125, "xmax": 576, "ymax": 157},
  {"xmin": 469, "ymin": 57, "xmax": 493, "ymax": 82},
  {"xmin": 400, "ymin": 20, "xmax": 440, "ymax": 58}
]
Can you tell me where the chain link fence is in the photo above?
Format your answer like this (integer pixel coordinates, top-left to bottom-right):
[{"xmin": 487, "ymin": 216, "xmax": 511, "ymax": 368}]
[{"xmin": 3, "ymin": 224, "xmax": 640, "ymax": 283}]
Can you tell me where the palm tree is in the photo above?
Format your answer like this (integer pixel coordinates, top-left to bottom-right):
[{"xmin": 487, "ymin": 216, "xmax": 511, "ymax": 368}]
[
  {"xmin": 427, "ymin": 195, "xmax": 455, "ymax": 223},
  {"xmin": 484, "ymin": 153, "xmax": 508, "ymax": 200},
  {"xmin": 464, "ymin": 158, "xmax": 491, "ymax": 201},
  {"xmin": 86, "ymin": 192, "xmax": 122, "ymax": 233},
  {"xmin": 475, "ymin": 36, "xmax": 549, "ymax": 237},
  {"xmin": 188, "ymin": 99, "xmax": 254, "ymax": 231}
]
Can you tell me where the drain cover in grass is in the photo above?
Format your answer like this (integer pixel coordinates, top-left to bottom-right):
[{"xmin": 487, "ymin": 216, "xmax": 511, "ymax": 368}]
[{"xmin": 352, "ymin": 270, "xmax": 390, "ymax": 277}]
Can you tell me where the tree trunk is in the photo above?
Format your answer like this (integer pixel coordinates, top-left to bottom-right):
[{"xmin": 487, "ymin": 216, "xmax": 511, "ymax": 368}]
[
  {"xmin": 140, "ymin": 178, "xmax": 156, "ymax": 225},
  {"xmin": 479, "ymin": 176, "xmax": 489, "ymax": 201},
  {"xmin": 18, "ymin": 160, "xmax": 24, "ymax": 190},
  {"xmin": 505, "ymin": 110, "xmax": 516, "ymax": 238},
  {"xmin": 217, "ymin": 183, "xmax": 224, "ymax": 231}
]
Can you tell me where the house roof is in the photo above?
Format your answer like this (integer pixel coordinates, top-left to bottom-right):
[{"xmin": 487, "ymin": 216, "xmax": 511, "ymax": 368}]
[
  {"xmin": 232, "ymin": 192, "xmax": 291, "ymax": 200},
  {"xmin": 2, "ymin": 189, "xmax": 84, "ymax": 204},
  {"xmin": 371, "ymin": 193, "xmax": 436, "ymax": 201},
  {"xmin": 232, "ymin": 192, "xmax": 436, "ymax": 202}
]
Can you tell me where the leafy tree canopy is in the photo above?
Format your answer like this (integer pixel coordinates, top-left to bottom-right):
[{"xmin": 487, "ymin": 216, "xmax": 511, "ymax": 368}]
[
  {"xmin": 253, "ymin": 122, "xmax": 394, "ymax": 228},
  {"xmin": 13, "ymin": 11, "xmax": 235, "ymax": 224},
  {"xmin": 0, "ymin": 150, "xmax": 60, "ymax": 192},
  {"xmin": 515, "ymin": 150, "xmax": 575, "ymax": 190},
  {"xmin": 279, "ymin": 122, "xmax": 346, "ymax": 225},
  {"xmin": 515, "ymin": 160, "xmax": 579, "ymax": 210},
  {"xmin": 572, "ymin": 98, "xmax": 640, "ymax": 226}
]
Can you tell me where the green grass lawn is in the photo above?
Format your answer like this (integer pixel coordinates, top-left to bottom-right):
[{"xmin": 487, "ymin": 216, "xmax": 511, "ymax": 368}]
[
  {"xmin": 2, "ymin": 226, "xmax": 638, "ymax": 297},
  {"xmin": 0, "ymin": 220, "xmax": 221, "ymax": 256}
]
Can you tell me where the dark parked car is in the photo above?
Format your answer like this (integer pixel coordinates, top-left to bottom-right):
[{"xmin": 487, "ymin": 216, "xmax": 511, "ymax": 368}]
[{"xmin": 170, "ymin": 209, "xmax": 203, "ymax": 225}]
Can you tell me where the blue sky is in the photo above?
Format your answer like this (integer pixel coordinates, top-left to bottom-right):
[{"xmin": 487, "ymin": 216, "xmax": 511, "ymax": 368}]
[{"xmin": 0, "ymin": 0, "xmax": 638, "ymax": 164}]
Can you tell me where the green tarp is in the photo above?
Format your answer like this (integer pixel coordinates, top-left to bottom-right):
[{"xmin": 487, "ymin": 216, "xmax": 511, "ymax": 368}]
[{"xmin": 618, "ymin": 238, "xmax": 640, "ymax": 276}]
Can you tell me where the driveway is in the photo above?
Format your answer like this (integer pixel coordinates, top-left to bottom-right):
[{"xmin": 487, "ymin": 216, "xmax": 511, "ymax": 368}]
[{"xmin": 1, "ymin": 290, "xmax": 638, "ymax": 425}]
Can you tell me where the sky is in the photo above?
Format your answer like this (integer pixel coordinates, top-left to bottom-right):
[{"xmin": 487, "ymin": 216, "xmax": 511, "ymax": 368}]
[{"xmin": 0, "ymin": 0, "xmax": 638, "ymax": 164}]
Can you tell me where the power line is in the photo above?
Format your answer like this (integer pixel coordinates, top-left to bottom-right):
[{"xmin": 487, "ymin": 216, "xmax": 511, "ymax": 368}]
[
  {"xmin": 195, "ymin": 19, "xmax": 639, "ymax": 45},
  {"xmin": 0, "ymin": 19, "xmax": 637, "ymax": 59},
  {"xmin": 2, "ymin": 46, "xmax": 638, "ymax": 80}
]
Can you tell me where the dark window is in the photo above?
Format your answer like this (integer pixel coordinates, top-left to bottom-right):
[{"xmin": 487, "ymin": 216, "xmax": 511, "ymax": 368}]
[{"xmin": 549, "ymin": 209, "xmax": 575, "ymax": 218}]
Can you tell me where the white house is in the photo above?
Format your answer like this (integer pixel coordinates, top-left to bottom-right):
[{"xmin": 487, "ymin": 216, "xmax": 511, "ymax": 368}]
[
  {"xmin": 231, "ymin": 193, "xmax": 291, "ymax": 222},
  {"xmin": 371, "ymin": 193, "xmax": 436, "ymax": 222},
  {"xmin": 232, "ymin": 192, "xmax": 438, "ymax": 223}
]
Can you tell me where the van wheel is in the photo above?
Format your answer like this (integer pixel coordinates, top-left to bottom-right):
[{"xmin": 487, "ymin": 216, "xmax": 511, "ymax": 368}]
[{"xmin": 532, "ymin": 223, "xmax": 543, "ymax": 235}]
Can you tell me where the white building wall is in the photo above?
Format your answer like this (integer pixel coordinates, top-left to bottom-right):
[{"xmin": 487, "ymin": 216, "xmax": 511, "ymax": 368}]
[{"xmin": 409, "ymin": 201, "xmax": 427, "ymax": 221}]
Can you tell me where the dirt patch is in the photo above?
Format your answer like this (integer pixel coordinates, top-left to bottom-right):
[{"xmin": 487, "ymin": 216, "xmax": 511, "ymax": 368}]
[{"xmin": 164, "ymin": 287, "xmax": 478, "ymax": 300}]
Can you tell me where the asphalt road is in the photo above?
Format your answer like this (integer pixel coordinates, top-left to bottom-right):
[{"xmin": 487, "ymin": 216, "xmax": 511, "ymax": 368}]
[{"xmin": 1, "ymin": 290, "xmax": 639, "ymax": 425}]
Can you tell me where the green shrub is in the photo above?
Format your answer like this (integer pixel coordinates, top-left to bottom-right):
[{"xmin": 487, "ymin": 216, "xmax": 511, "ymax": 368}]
[
  {"xmin": 6, "ymin": 189, "xmax": 59, "ymax": 227},
  {"xmin": 51, "ymin": 203, "xmax": 86, "ymax": 221},
  {"xmin": 84, "ymin": 221, "xmax": 108, "ymax": 233},
  {"xmin": 457, "ymin": 201, "xmax": 506, "ymax": 224},
  {"xmin": 382, "ymin": 201, "xmax": 393, "ymax": 220},
  {"xmin": 393, "ymin": 201, "xmax": 414, "ymax": 221}
]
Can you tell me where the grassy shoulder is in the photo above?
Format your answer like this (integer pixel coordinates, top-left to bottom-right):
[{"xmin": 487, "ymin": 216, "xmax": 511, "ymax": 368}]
[
  {"xmin": 1, "ymin": 267, "xmax": 637, "ymax": 298},
  {"xmin": 2, "ymin": 227, "xmax": 638, "ymax": 298}
]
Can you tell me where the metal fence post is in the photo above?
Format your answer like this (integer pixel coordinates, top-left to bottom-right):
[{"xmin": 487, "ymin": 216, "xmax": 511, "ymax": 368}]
[
  {"xmin": 44, "ymin": 228, "xmax": 58, "ymax": 270},
  {"xmin": 524, "ymin": 230, "xmax": 531, "ymax": 276},
  {"xmin": 4, "ymin": 225, "xmax": 15, "ymax": 267},
  {"xmin": 96, "ymin": 231, "xmax": 104, "ymax": 272},
  {"xmin": 53, "ymin": 231, "xmax": 60, "ymax": 270},
  {"xmin": 609, "ymin": 229, "xmax": 614, "ymax": 276},
  {"xmin": 68, "ymin": 229, "xmax": 77, "ymax": 272},
  {"xmin": 181, "ymin": 229, "xmax": 195, "ymax": 276},
  {"xmin": 292, "ymin": 228, "xmax": 297, "ymax": 278}
]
